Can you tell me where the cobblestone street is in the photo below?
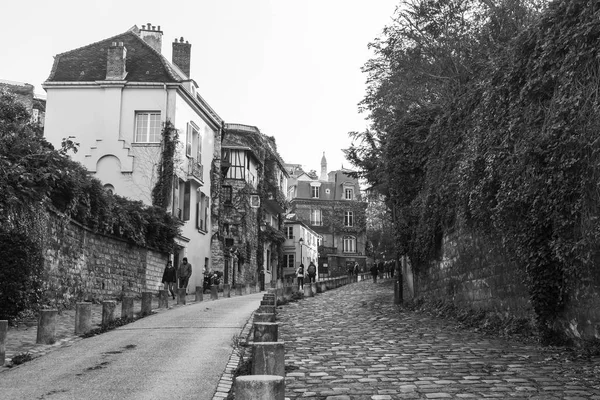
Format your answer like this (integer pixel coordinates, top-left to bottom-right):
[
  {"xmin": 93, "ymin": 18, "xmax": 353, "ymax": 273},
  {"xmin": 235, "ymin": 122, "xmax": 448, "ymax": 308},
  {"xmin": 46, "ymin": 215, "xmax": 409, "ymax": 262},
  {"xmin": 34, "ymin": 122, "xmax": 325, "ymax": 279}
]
[{"xmin": 278, "ymin": 279, "xmax": 600, "ymax": 400}]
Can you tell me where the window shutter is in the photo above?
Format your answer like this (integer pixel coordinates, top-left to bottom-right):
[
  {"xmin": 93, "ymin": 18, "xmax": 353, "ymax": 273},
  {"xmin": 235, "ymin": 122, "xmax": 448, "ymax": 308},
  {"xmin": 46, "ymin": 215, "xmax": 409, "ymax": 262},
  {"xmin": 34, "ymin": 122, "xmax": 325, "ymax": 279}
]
[{"xmin": 183, "ymin": 181, "xmax": 191, "ymax": 221}]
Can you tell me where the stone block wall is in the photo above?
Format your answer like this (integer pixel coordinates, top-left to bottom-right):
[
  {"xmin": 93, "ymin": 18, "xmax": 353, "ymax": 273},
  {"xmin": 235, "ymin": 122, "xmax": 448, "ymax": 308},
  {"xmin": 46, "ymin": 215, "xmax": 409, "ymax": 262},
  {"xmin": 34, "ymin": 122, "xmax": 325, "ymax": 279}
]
[
  {"xmin": 412, "ymin": 230, "xmax": 600, "ymax": 339},
  {"xmin": 412, "ymin": 232, "xmax": 532, "ymax": 317},
  {"xmin": 42, "ymin": 212, "xmax": 168, "ymax": 307}
]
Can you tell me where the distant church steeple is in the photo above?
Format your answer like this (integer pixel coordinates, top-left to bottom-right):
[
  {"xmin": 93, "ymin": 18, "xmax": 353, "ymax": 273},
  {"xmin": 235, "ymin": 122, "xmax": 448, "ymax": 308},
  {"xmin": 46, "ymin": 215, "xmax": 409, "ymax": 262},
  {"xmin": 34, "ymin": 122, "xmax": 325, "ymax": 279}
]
[{"xmin": 320, "ymin": 152, "xmax": 327, "ymax": 181}]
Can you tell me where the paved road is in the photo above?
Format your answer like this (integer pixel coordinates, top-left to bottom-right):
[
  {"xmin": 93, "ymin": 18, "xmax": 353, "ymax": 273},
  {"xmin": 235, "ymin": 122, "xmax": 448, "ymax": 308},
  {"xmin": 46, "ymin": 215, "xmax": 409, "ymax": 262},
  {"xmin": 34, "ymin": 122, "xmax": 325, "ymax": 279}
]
[
  {"xmin": 279, "ymin": 279, "xmax": 600, "ymax": 399},
  {"xmin": 0, "ymin": 293, "xmax": 262, "ymax": 400}
]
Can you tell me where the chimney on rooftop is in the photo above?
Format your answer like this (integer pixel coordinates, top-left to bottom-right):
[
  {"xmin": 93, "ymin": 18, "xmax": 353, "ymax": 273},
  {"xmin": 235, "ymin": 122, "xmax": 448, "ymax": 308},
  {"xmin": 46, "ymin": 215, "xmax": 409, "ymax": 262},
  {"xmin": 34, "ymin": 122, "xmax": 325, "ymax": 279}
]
[
  {"xmin": 139, "ymin": 22, "xmax": 163, "ymax": 53},
  {"xmin": 172, "ymin": 37, "xmax": 191, "ymax": 77},
  {"xmin": 106, "ymin": 42, "xmax": 127, "ymax": 80}
]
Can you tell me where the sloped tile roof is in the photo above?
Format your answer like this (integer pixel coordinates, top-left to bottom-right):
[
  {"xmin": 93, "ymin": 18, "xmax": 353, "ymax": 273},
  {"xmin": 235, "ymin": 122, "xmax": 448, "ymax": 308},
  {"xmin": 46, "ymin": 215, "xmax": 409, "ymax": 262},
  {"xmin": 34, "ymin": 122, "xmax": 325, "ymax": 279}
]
[{"xmin": 46, "ymin": 27, "xmax": 183, "ymax": 83}]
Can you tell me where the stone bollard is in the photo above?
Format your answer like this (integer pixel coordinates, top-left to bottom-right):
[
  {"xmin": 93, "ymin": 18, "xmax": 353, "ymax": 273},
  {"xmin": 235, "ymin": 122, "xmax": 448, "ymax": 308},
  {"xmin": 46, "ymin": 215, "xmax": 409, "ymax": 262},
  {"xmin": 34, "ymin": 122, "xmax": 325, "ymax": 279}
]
[
  {"xmin": 252, "ymin": 341, "xmax": 285, "ymax": 377},
  {"xmin": 122, "ymin": 296, "xmax": 135, "ymax": 318},
  {"xmin": 253, "ymin": 322, "xmax": 278, "ymax": 342},
  {"xmin": 141, "ymin": 291, "xmax": 153, "ymax": 316},
  {"xmin": 303, "ymin": 284, "xmax": 313, "ymax": 298},
  {"xmin": 255, "ymin": 283, "xmax": 261, "ymax": 293},
  {"xmin": 254, "ymin": 313, "xmax": 276, "ymax": 323},
  {"xmin": 210, "ymin": 285, "xmax": 219, "ymax": 300},
  {"xmin": 258, "ymin": 305, "xmax": 276, "ymax": 315},
  {"xmin": 223, "ymin": 284, "xmax": 231, "ymax": 298},
  {"xmin": 235, "ymin": 285, "xmax": 243, "ymax": 296},
  {"xmin": 320, "ymin": 281, "xmax": 327, "ymax": 293},
  {"xmin": 261, "ymin": 299, "xmax": 275, "ymax": 306},
  {"xmin": 245, "ymin": 284, "xmax": 251, "ymax": 295},
  {"xmin": 101, "ymin": 300, "xmax": 117, "ymax": 326},
  {"xmin": 195, "ymin": 286, "xmax": 203, "ymax": 302},
  {"xmin": 310, "ymin": 282, "xmax": 317, "ymax": 295},
  {"xmin": 75, "ymin": 302, "xmax": 92, "ymax": 335},
  {"xmin": 178, "ymin": 288, "xmax": 187, "ymax": 305},
  {"xmin": 234, "ymin": 375, "xmax": 284, "ymax": 400},
  {"xmin": 36, "ymin": 309, "xmax": 58, "ymax": 344},
  {"xmin": 158, "ymin": 290, "xmax": 169, "ymax": 309},
  {"xmin": 0, "ymin": 320, "xmax": 7, "ymax": 365}
]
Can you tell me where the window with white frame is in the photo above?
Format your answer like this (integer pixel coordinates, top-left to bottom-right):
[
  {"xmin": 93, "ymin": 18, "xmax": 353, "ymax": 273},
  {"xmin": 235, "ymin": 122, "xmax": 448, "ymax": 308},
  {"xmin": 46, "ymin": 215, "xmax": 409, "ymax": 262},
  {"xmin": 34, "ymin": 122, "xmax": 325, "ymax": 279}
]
[
  {"xmin": 285, "ymin": 226, "xmax": 294, "ymax": 239},
  {"xmin": 344, "ymin": 188, "xmax": 354, "ymax": 200},
  {"xmin": 311, "ymin": 186, "xmax": 319, "ymax": 198},
  {"xmin": 343, "ymin": 236, "xmax": 356, "ymax": 253},
  {"xmin": 186, "ymin": 123, "xmax": 199, "ymax": 158},
  {"xmin": 284, "ymin": 254, "xmax": 295, "ymax": 269},
  {"xmin": 344, "ymin": 211, "xmax": 354, "ymax": 227},
  {"xmin": 135, "ymin": 112, "xmax": 161, "ymax": 143},
  {"xmin": 310, "ymin": 209, "xmax": 322, "ymax": 226}
]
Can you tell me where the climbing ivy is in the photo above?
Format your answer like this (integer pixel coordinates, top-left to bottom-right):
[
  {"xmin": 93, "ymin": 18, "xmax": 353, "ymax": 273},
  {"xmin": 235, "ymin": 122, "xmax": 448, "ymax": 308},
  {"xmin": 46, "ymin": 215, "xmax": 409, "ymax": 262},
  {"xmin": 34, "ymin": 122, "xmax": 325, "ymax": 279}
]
[{"xmin": 151, "ymin": 120, "xmax": 178, "ymax": 209}]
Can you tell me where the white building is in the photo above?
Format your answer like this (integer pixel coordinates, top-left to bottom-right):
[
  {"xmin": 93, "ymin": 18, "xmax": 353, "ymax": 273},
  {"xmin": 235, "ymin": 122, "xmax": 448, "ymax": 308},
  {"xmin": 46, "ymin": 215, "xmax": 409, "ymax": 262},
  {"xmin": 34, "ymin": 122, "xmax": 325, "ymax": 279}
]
[
  {"xmin": 42, "ymin": 24, "xmax": 223, "ymax": 292},
  {"xmin": 282, "ymin": 220, "xmax": 320, "ymax": 281}
]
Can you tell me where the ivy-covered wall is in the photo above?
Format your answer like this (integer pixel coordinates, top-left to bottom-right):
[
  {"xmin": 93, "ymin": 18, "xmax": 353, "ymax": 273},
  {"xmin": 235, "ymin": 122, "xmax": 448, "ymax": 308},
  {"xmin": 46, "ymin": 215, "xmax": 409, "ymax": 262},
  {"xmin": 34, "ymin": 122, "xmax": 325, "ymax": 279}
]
[
  {"xmin": 413, "ymin": 230, "xmax": 600, "ymax": 340},
  {"xmin": 43, "ymin": 211, "xmax": 168, "ymax": 307}
]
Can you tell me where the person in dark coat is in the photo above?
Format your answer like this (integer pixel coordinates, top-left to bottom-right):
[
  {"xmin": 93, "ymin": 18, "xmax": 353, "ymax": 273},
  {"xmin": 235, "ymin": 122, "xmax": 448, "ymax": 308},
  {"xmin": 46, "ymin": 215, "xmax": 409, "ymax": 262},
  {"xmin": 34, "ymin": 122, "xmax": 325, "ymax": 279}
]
[
  {"xmin": 162, "ymin": 260, "xmax": 177, "ymax": 299},
  {"xmin": 370, "ymin": 263, "xmax": 379, "ymax": 283}
]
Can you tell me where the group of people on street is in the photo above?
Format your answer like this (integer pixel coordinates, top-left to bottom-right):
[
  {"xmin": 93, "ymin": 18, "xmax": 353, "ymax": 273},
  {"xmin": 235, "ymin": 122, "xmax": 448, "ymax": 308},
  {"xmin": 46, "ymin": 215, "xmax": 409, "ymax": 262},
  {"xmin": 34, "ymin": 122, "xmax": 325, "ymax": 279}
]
[
  {"xmin": 161, "ymin": 257, "xmax": 192, "ymax": 299},
  {"xmin": 296, "ymin": 260, "xmax": 317, "ymax": 290}
]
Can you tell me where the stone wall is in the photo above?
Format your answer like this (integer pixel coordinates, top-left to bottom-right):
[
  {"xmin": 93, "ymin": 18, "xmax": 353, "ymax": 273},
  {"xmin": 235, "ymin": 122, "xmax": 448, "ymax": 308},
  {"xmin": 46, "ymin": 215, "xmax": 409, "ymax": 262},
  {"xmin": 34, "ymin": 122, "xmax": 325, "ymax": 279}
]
[
  {"xmin": 410, "ymin": 232, "xmax": 532, "ymax": 316},
  {"xmin": 411, "ymin": 230, "xmax": 600, "ymax": 340},
  {"xmin": 42, "ymin": 211, "xmax": 168, "ymax": 307}
]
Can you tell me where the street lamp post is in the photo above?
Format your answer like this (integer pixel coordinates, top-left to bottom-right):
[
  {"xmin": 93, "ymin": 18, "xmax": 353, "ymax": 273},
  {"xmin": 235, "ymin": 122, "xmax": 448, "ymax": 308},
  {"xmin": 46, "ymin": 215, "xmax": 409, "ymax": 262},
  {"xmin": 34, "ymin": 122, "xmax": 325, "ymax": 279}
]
[{"xmin": 298, "ymin": 237, "xmax": 304, "ymax": 267}]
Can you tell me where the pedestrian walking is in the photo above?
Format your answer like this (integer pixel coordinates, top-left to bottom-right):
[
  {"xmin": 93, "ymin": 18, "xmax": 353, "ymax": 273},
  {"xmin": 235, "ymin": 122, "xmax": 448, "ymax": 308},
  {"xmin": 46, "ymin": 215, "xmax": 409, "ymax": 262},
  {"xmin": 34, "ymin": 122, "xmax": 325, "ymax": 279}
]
[
  {"xmin": 307, "ymin": 261, "xmax": 317, "ymax": 283},
  {"xmin": 370, "ymin": 263, "xmax": 379, "ymax": 283},
  {"xmin": 161, "ymin": 260, "xmax": 177, "ymax": 299},
  {"xmin": 296, "ymin": 263, "xmax": 305, "ymax": 290},
  {"xmin": 178, "ymin": 257, "xmax": 192, "ymax": 292}
]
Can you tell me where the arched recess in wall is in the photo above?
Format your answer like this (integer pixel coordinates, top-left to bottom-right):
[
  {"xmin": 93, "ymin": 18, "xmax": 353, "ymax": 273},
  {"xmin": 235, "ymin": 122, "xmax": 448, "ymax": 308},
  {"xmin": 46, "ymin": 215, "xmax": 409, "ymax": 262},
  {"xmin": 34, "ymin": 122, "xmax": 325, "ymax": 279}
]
[{"xmin": 96, "ymin": 155, "xmax": 122, "ymax": 194}]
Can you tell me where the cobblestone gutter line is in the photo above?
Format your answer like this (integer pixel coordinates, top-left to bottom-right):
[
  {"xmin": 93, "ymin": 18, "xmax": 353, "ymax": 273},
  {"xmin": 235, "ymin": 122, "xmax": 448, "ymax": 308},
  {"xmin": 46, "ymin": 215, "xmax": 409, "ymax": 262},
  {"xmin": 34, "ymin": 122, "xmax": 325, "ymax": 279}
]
[{"xmin": 212, "ymin": 310, "xmax": 256, "ymax": 400}]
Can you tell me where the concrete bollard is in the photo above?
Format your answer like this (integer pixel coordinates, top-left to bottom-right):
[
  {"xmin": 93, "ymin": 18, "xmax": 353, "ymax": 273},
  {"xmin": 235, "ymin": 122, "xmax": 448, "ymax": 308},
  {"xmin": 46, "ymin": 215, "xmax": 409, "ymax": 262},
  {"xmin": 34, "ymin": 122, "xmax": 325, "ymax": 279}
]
[
  {"xmin": 253, "ymin": 322, "xmax": 278, "ymax": 342},
  {"xmin": 235, "ymin": 285, "xmax": 243, "ymax": 296},
  {"xmin": 223, "ymin": 284, "xmax": 231, "ymax": 298},
  {"xmin": 320, "ymin": 281, "xmax": 327, "ymax": 293},
  {"xmin": 75, "ymin": 302, "xmax": 92, "ymax": 335},
  {"xmin": 101, "ymin": 300, "xmax": 117, "ymax": 326},
  {"xmin": 252, "ymin": 341, "xmax": 285, "ymax": 377},
  {"xmin": 0, "ymin": 320, "xmax": 7, "ymax": 365},
  {"xmin": 261, "ymin": 299, "xmax": 275, "ymax": 306},
  {"xmin": 258, "ymin": 305, "xmax": 276, "ymax": 314},
  {"xmin": 245, "ymin": 284, "xmax": 251, "ymax": 295},
  {"xmin": 36, "ymin": 309, "xmax": 58, "ymax": 344},
  {"xmin": 210, "ymin": 285, "xmax": 219, "ymax": 300},
  {"xmin": 178, "ymin": 288, "xmax": 187, "ymax": 305},
  {"xmin": 158, "ymin": 290, "xmax": 169, "ymax": 309},
  {"xmin": 303, "ymin": 284, "xmax": 313, "ymax": 298},
  {"xmin": 195, "ymin": 286, "xmax": 203, "ymax": 302},
  {"xmin": 122, "ymin": 296, "xmax": 135, "ymax": 318},
  {"xmin": 254, "ymin": 313, "xmax": 276, "ymax": 323},
  {"xmin": 141, "ymin": 291, "xmax": 153, "ymax": 316},
  {"xmin": 256, "ymin": 283, "xmax": 261, "ymax": 293},
  {"xmin": 234, "ymin": 375, "xmax": 284, "ymax": 400},
  {"xmin": 310, "ymin": 282, "xmax": 317, "ymax": 295}
]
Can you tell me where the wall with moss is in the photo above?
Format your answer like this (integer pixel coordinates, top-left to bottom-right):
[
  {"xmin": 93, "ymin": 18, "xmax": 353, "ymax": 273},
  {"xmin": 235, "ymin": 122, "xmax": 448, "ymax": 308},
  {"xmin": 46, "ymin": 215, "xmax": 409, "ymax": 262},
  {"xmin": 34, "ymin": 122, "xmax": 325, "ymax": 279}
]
[{"xmin": 42, "ymin": 211, "xmax": 168, "ymax": 307}]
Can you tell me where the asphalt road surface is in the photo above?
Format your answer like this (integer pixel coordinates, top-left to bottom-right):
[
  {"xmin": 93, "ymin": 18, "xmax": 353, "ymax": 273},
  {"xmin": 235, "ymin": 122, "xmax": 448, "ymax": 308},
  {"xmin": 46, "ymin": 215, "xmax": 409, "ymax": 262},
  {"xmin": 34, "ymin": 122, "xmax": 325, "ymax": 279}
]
[{"xmin": 0, "ymin": 293, "xmax": 262, "ymax": 400}]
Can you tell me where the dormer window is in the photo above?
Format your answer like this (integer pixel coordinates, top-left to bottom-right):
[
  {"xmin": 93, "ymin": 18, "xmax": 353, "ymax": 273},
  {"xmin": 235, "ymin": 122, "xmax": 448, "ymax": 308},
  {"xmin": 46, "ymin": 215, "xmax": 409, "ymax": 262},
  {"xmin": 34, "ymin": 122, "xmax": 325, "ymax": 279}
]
[
  {"xmin": 344, "ymin": 188, "xmax": 353, "ymax": 200},
  {"xmin": 311, "ymin": 186, "xmax": 319, "ymax": 198}
]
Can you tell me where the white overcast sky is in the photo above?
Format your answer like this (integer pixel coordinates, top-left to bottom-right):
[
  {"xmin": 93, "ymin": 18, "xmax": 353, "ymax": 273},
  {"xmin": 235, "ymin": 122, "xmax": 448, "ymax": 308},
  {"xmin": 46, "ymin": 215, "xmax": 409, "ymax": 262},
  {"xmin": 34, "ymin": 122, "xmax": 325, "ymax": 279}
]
[{"xmin": 1, "ymin": 0, "xmax": 397, "ymax": 173}]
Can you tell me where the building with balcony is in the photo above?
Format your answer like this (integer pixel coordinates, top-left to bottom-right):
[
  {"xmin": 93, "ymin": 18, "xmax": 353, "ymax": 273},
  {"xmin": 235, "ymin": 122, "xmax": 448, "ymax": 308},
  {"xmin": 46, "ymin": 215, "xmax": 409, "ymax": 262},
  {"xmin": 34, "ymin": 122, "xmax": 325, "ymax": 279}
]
[
  {"xmin": 214, "ymin": 123, "xmax": 288, "ymax": 289},
  {"xmin": 42, "ymin": 23, "xmax": 224, "ymax": 292},
  {"xmin": 286, "ymin": 153, "xmax": 367, "ymax": 276}
]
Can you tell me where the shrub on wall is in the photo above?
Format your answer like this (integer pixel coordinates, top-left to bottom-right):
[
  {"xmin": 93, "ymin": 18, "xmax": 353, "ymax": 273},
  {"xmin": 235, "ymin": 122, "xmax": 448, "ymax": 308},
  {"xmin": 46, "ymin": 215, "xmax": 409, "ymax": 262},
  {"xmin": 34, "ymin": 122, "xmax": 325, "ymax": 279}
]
[{"xmin": 0, "ymin": 229, "xmax": 44, "ymax": 322}]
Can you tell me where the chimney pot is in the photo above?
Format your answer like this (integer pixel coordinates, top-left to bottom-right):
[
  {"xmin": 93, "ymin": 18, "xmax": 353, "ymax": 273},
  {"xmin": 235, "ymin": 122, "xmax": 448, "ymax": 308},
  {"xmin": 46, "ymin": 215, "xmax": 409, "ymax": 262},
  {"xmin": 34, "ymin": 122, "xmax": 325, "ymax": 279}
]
[
  {"xmin": 147, "ymin": 23, "xmax": 151, "ymax": 29},
  {"xmin": 158, "ymin": 25, "xmax": 161, "ymax": 31},
  {"xmin": 152, "ymin": 26, "xmax": 156, "ymax": 30},
  {"xmin": 180, "ymin": 37, "xmax": 184, "ymax": 42},
  {"xmin": 140, "ymin": 23, "xmax": 163, "ymax": 53}
]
